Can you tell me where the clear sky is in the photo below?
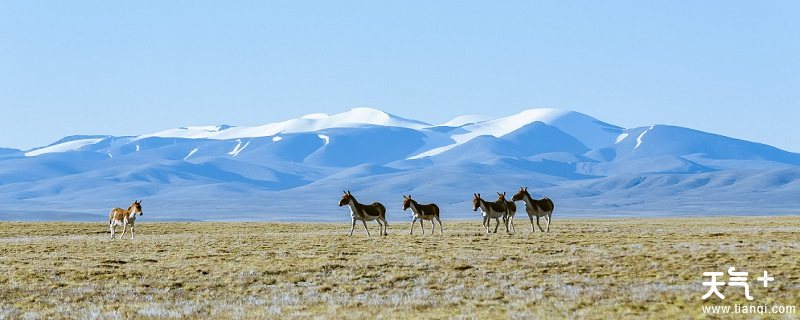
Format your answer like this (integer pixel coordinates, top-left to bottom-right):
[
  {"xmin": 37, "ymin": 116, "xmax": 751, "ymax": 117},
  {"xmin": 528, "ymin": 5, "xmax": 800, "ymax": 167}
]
[{"xmin": 1, "ymin": 1, "xmax": 798, "ymax": 151}]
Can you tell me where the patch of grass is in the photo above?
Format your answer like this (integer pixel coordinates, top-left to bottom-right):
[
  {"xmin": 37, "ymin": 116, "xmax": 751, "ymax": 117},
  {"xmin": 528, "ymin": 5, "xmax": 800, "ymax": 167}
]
[{"xmin": 0, "ymin": 217, "xmax": 799, "ymax": 318}]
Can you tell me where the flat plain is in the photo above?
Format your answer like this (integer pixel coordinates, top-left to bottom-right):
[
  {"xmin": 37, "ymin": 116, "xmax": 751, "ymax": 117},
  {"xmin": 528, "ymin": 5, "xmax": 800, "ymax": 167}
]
[{"xmin": 1, "ymin": 217, "xmax": 799, "ymax": 319}]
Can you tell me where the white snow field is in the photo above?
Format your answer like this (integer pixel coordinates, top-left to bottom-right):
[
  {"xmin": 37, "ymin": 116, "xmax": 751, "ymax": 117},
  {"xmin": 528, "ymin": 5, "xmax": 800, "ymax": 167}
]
[
  {"xmin": 1, "ymin": 107, "xmax": 798, "ymax": 221},
  {"xmin": 24, "ymin": 138, "xmax": 107, "ymax": 157}
]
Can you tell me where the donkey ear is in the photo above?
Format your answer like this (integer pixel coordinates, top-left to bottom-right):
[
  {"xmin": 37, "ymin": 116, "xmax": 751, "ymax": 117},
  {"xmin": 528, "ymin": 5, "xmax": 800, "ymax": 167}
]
[
  {"xmin": 347, "ymin": 190, "xmax": 352, "ymax": 195},
  {"xmin": 497, "ymin": 192, "xmax": 502, "ymax": 197},
  {"xmin": 524, "ymin": 187, "xmax": 528, "ymax": 191}
]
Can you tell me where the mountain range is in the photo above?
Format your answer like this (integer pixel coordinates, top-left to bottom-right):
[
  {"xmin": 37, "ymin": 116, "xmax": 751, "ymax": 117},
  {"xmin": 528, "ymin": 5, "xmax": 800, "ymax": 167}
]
[{"xmin": 1, "ymin": 107, "xmax": 798, "ymax": 221}]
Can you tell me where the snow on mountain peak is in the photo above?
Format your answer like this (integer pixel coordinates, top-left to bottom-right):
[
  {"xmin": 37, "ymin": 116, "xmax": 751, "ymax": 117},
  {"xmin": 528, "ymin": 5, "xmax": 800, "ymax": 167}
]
[
  {"xmin": 461, "ymin": 108, "xmax": 571, "ymax": 134},
  {"xmin": 329, "ymin": 107, "xmax": 430, "ymax": 128},
  {"xmin": 410, "ymin": 108, "xmax": 622, "ymax": 159},
  {"xmin": 323, "ymin": 107, "xmax": 392, "ymax": 126},
  {"xmin": 138, "ymin": 125, "xmax": 236, "ymax": 140},
  {"xmin": 300, "ymin": 113, "xmax": 328, "ymax": 120},
  {"xmin": 25, "ymin": 138, "xmax": 106, "ymax": 157},
  {"xmin": 137, "ymin": 107, "xmax": 429, "ymax": 141},
  {"xmin": 505, "ymin": 108, "xmax": 622, "ymax": 148},
  {"xmin": 440, "ymin": 114, "xmax": 493, "ymax": 127}
]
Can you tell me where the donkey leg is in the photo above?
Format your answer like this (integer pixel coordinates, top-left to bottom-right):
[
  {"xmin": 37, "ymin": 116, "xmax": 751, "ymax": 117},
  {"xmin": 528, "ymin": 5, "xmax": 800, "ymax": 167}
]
[
  {"xmin": 361, "ymin": 220, "xmax": 371, "ymax": 237},
  {"xmin": 430, "ymin": 219, "xmax": 435, "ymax": 234},
  {"xmin": 381, "ymin": 219, "xmax": 388, "ymax": 236},
  {"xmin": 493, "ymin": 218, "xmax": 499, "ymax": 233},
  {"xmin": 546, "ymin": 213, "xmax": 552, "ymax": 232},
  {"xmin": 536, "ymin": 216, "xmax": 545, "ymax": 232},
  {"xmin": 120, "ymin": 222, "xmax": 127, "ymax": 239},
  {"xmin": 510, "ymin": 215, "xmax": 516, "ymax": 233},
  {"xmin": 436, "ymin": 217, "xmax": 444, "ymax": 235},
  {"xmin": 349, "ymin": 219, "xmax": 356, "ymax": 236},
  {"xmin": 109, "ymin": 223, "xmax": 115, "ymax": 239},
  {"xmin": 420, "ymin": 219, "xmax": 425, "ymax": 235},
  {"xmin": 483, "ymin": 217, "xmax": 489, "ymax": 233},
  {"xmin": 529, "ymin": 215, "xmax": 535, "ymax": 233},
  {"xmin": 410, "ymin": 218, "xmax": 417, "ymax": 234},
  {"xmin": 130, "ymin": 223, "xmax": 135, "ymax": 240}
]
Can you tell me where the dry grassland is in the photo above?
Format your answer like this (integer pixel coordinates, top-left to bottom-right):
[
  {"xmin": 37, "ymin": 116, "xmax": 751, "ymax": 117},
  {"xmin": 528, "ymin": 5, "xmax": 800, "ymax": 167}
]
[{"xmin": 1, "ymin": 217, "xmax": 799, "ymax": 319}]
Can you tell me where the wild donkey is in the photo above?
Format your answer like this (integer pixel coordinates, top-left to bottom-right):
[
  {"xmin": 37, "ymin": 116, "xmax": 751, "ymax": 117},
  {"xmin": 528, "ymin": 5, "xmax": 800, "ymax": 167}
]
[
  {"xmin": 511, "ymin": 187, "xmax": 555, "ymax": 232},
  {"xmin": 497, "ymin": 192, "xmax": 518, "ymax": 233},
  {"xmin": 472, "ymin": 193, "xmax": 510, "ymax": 234},
  {"xmin": 402, "ymin": 195, "xmax": 443, "ymax": 235},
  {"xmin": 338, "ymin": 191, "xmax": 388, "ymax": 237},
  {"xmin": 109, "ymin": 200, "xmax": 143, "ymax": 239}
]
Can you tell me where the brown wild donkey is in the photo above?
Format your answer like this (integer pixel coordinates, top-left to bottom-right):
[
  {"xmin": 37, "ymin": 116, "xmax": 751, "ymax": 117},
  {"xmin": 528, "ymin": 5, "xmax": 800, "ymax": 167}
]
[
  {"xmin": 511, "ymin": 187, "xmax": 555, "ymax": 232},
  {"xmin": 472, "ymin": 193, "xmax": 510, "ymax": 233},
  {"xmin": 402, "ymin": 195, "xmax": 443, "ymax": 235},
  {"xmin": 109, "ymin": 200, "xmax": 143, "ymax": 239},
  {"xmin": 497, "ymin": 192, "xmax": 518, "ymax": 233},
  {"xmin": 338, "ymin": 191, "xmax": 388, "ymax": 236}
]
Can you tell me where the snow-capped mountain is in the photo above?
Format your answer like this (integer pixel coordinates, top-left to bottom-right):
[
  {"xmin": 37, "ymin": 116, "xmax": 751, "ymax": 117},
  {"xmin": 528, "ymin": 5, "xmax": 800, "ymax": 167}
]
[
  {"xmin": 136, "ymin": 107, "xmax": 430, "ymax": 140},
  {"xmin": 1, "ymin": 107, "xmax": 798, "ymax": 221}
]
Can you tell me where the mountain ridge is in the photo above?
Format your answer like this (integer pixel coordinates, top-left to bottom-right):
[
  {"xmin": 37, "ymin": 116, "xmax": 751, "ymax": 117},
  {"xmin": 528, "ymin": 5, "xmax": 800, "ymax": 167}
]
[{"xmin": 1, "ymin": 107, "xmax": 798, "ymax": 221}]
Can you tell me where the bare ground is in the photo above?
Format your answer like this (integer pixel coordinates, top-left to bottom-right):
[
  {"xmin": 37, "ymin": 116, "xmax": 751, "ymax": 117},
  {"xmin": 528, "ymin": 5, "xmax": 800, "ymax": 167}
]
[{"xmin": 1, "ymin": 217, "xmax": 799, "ymax": 319}]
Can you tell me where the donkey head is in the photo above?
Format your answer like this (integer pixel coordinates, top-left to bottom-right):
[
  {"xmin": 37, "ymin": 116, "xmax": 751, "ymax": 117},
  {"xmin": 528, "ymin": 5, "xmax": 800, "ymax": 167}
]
[
  {"xmin": 130, "ymin": 200, "xmax": 143, "ymax": 216},
  {"xmin": 497, "ymin": 192, "xmax": 507, "ymax": 203},
  {"xmin": 338, "ymin": 190, "xmax": 354, "ymax": 207},
  {"xmin": 511, "ymin": 187, "xmax": 528, "ymax": 201},
  {"xmin": 402, "ymin": 195, "xmax": 413, "ymax": 211},
  {"xmin": 472, "ymin": 193, "xmax": 482, "ymax": 212}
]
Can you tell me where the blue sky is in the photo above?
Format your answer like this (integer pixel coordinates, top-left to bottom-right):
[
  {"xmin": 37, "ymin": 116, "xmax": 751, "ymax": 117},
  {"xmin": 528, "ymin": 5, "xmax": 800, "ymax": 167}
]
[{"xmin": 1, "ymin": 1, "xmax": 798, "ymax": 151}]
